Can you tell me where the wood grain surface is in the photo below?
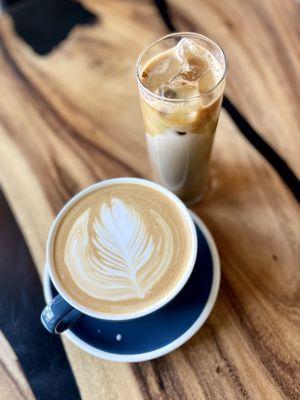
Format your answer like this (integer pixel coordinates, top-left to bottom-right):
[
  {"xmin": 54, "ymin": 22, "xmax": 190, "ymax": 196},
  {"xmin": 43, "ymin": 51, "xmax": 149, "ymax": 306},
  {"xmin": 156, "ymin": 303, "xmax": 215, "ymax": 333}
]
[
  {"xmin": 0, "ymin": 332, "xmax": 34, "ymax": 400},
  {"xmin": 0, "ymin": 0, "xmax": 299, "ymax": 399},
  {"xmin": 171, "ymin": 0, "xmax": 300, "ymax": 177}
]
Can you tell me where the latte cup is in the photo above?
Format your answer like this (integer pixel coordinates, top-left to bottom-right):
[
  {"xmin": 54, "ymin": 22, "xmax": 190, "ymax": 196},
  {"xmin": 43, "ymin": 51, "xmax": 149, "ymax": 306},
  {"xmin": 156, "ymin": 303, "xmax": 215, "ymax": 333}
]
[{"xmin": 41, "ymin": 178, "xmax": 197, "ymax": 334}]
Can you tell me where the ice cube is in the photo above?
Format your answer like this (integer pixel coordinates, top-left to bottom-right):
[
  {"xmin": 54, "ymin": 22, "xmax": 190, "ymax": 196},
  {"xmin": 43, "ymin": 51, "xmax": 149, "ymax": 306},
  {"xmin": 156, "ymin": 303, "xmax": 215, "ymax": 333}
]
[
  {"xmin": 156, "ymin": 39, "xmax": 219, "ymax": 99},
  {"xmin": 158, "ymin": 84, "xmax": 177, "ymax": 99},
  {"xmin": 150, "ymin": 54, "xmax": 179, "ymax": 77},
  {"xmin": 197, "ymin": 68, "xmax": 217, "ymax": 93},
  {"xmin": 144, "ymin": 53, "xmax": 181, "ymax": 93},
  {"xmin": 158, "ymin": 77, "xmax": 199, "ymax": 99},
  {"xmin": 174, "ymin": 38, "xmax": 202, "ymax": 63}
]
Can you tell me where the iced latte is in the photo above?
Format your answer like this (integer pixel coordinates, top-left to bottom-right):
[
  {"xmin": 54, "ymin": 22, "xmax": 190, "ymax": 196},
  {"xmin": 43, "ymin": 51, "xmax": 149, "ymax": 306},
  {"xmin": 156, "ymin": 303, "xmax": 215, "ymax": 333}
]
[{"xmin": 137, "ymin": 33, "xmax": 226, "ymax": 204}]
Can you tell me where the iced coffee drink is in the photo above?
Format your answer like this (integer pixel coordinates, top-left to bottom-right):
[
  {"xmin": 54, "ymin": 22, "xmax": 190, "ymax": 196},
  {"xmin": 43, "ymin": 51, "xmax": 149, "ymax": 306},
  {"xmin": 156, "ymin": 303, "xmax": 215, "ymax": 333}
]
[{"xmin": 137, "ymin": 33, "xmax": 226, "ymax": 204}]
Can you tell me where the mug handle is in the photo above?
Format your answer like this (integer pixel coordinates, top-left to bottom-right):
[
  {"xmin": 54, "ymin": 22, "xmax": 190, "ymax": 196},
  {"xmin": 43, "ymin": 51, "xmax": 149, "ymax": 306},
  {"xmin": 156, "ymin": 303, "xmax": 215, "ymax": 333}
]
[{"xmin": 41, "ymin": 294, "xmax": 82, "ymax": 334}]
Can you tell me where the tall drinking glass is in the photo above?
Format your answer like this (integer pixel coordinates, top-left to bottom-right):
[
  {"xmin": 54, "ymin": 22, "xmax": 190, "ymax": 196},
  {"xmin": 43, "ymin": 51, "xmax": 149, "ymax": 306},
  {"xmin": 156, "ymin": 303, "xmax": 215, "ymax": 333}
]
[{"xmin": 136, "ymin": 32, "xmax": 227, "ymax": 205}]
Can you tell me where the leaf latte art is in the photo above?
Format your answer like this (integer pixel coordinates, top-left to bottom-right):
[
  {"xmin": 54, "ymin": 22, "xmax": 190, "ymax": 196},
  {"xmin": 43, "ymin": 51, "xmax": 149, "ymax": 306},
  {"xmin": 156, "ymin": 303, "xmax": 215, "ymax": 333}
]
[
  {"xmin": 53, "ymin": 183, "xmax": 192, "ymax": 316},
  {"xmin": 64, "ymin": 198, "xmax": 173, "ymax": 301}
]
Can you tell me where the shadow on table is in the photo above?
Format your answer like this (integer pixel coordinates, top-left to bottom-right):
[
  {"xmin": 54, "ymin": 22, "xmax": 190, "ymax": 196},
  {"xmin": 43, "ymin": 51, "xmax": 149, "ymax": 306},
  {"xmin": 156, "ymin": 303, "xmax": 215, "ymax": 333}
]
[
  {"xmin": 3, "ymin": 0, "xmax": 97, "ymax": 55},
  {"xmin": 0, "ymin": 190, "xmax": 80, "ymax": 399}
]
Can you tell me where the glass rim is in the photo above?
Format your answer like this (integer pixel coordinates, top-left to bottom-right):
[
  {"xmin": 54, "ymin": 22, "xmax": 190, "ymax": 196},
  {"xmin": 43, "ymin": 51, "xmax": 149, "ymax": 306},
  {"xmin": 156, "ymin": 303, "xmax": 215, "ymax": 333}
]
[{"xmin": 136, "ymin": 32, "xmax": 227, "ymax": 103}]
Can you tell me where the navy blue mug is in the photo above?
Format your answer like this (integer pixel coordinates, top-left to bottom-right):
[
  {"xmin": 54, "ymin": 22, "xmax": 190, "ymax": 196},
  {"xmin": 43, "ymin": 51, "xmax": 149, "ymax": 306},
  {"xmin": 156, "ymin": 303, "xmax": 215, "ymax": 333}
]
[
  {"xmin": 41, "ymin": 293, "xmax": 82, "ymax": 334},
  {"xmin": 41, "ymin": 178, "xmax": 198, "ymax": 334}
]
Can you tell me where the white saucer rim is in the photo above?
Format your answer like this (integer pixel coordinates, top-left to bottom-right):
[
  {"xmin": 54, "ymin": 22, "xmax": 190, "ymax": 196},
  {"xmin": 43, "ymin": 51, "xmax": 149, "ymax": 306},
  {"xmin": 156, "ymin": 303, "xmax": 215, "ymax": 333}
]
[{"xmin": 43, "ymin": 211, "xmax": 220, "ymax": 363}]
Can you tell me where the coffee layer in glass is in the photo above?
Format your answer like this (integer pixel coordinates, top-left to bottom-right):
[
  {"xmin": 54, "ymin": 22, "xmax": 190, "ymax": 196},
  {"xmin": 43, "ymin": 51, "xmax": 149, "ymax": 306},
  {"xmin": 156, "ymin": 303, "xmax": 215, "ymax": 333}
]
[{"xmin": 137, "ymin": 33, "xmax": 226, "ymax": 204}]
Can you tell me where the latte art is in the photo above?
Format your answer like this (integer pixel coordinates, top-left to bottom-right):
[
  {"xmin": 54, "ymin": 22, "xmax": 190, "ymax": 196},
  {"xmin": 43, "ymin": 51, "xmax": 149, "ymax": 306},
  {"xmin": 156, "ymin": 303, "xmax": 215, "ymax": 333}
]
[
  {"xmin": 52, "ymin": 183, "xmax": 193, "ymax": 317},
  {"xmin": 64, "ymin": 198, "xmax": 173, "ymax": 301}
]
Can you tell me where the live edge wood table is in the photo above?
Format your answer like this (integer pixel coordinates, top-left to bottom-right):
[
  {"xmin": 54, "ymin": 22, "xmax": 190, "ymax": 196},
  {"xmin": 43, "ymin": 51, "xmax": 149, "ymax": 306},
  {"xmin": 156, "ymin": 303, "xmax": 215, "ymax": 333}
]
[{"xmin": 0, "ymin": 1, "xmax": 299, "ymax": 399}]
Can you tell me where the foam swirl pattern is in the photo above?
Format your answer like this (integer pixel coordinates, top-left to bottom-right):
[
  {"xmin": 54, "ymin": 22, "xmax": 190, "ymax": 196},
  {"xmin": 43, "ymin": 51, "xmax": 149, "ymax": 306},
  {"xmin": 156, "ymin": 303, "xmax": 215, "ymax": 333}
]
[
  {"xmin": 52, "ymin": 183, "xmax": 192, "ymax": 316},
  {"xmin": 64, "ymin": 199, "xmax": 173, "ymax": 301}
]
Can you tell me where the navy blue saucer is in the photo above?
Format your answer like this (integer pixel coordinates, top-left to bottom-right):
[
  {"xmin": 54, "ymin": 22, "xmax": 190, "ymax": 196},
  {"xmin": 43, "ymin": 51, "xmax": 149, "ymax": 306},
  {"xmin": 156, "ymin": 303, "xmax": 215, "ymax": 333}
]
[{"xmin": 44, "ymin": 212, "xmax": 220, "ymax": 362}]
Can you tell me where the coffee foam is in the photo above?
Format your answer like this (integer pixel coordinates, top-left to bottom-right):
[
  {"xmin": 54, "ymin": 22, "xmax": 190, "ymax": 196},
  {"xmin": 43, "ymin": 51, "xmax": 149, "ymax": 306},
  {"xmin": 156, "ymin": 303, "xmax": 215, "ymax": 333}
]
[{"xmin": 53, "ymin": 183, "xmax": 192, "ymax": 316}]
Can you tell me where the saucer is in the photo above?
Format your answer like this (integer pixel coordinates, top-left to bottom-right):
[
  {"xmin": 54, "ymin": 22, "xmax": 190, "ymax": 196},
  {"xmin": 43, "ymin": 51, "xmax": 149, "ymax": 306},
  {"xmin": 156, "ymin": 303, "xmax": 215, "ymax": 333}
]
[{"xmin": 43, "ymin": 211, "xmax": 220, "ymax": 362}]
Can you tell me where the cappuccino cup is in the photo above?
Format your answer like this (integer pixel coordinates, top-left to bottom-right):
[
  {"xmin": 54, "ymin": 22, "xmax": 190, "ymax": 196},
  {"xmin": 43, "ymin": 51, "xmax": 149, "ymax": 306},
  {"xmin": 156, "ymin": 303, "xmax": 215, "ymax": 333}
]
[{"xmin": 41, "ymin": 178, "xmax": 197, "ymax": 334}]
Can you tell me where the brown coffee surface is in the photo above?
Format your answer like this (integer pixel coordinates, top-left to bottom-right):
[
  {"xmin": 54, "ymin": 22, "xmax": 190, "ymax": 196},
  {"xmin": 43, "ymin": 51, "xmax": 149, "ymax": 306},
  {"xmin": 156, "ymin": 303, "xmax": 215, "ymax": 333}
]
[{"xmin": 52, "ymin": 183, "xmax": 192, "ymax": 316}]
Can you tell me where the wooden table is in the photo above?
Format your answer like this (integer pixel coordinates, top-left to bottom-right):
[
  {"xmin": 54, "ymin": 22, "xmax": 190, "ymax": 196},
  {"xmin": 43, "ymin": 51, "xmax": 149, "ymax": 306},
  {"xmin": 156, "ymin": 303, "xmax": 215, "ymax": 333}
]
[{"xmin": 0, "ymin": 0, "xmax": 299, "ymax": 399}]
